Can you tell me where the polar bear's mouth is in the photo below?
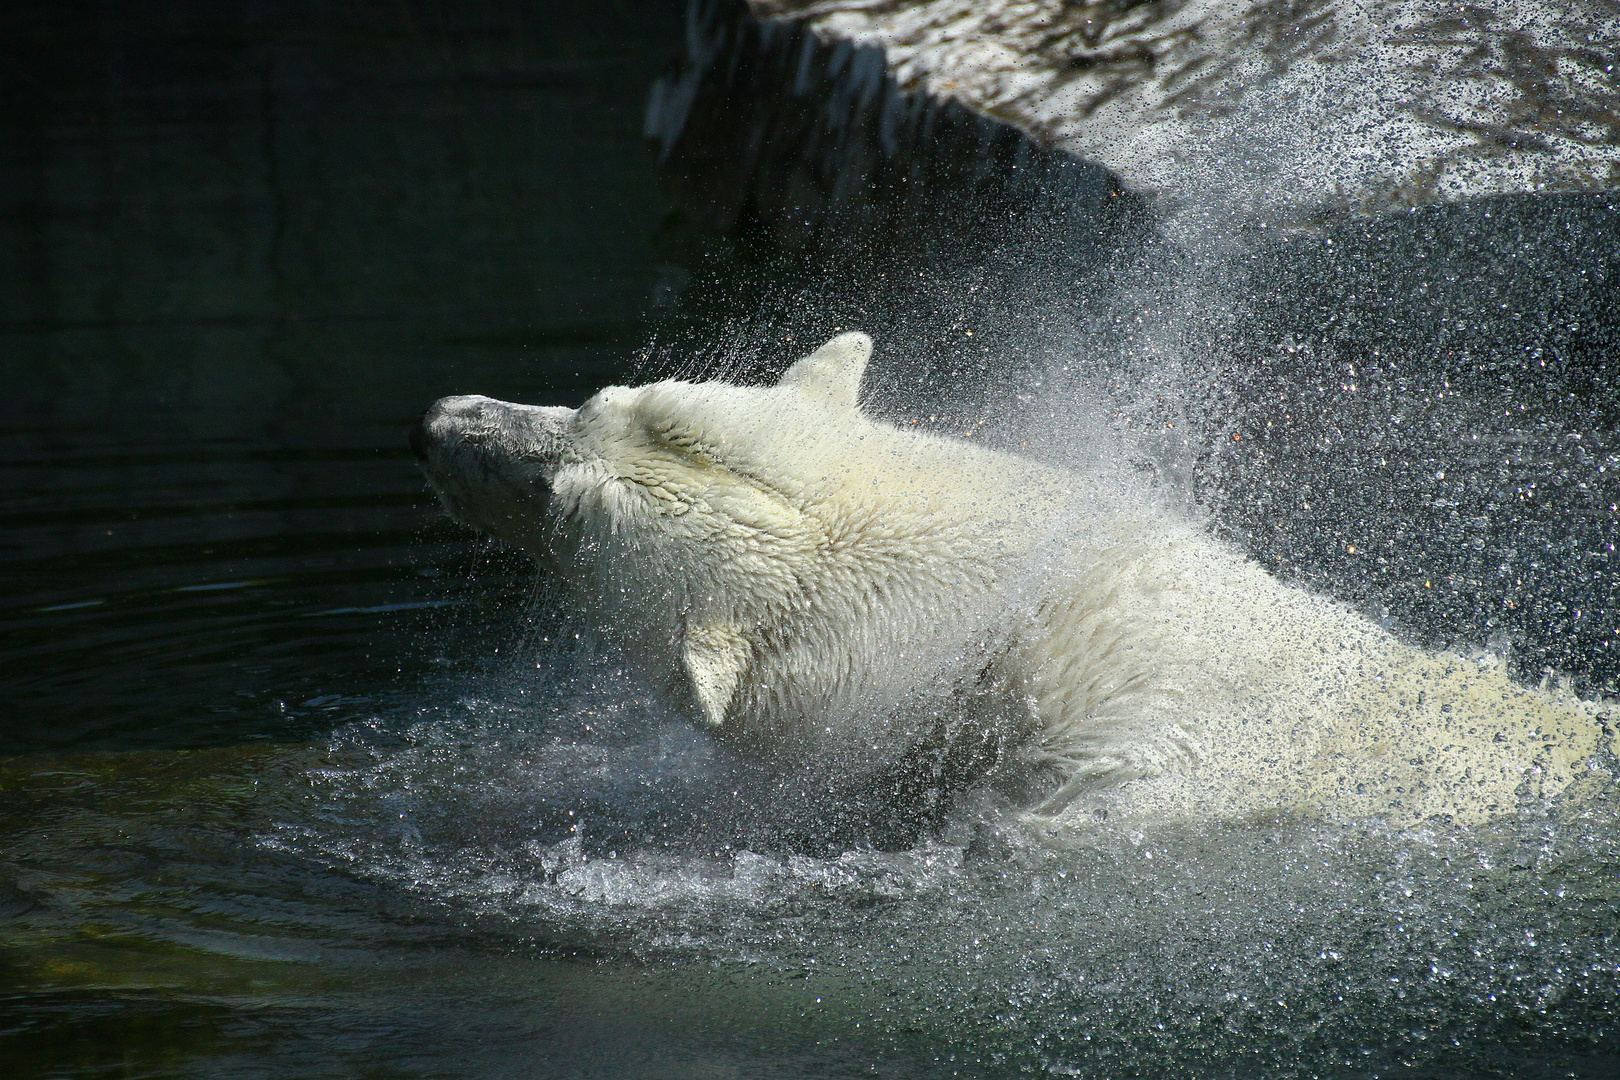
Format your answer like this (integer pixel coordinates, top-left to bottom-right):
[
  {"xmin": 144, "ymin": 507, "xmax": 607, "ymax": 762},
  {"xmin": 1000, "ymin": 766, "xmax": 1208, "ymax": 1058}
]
[{"xmin": 411, "ymin": 394, "xmax": 574, "ymax": 543}]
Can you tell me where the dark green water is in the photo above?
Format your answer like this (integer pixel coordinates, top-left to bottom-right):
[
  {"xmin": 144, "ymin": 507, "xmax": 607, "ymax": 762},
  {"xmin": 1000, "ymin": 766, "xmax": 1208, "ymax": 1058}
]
[
  {"xmin": 3, "ymin": 2, "xmax": 1619, "ymax": 1078},
  {"xmin": 1, "ymin": 0, "xmax": 679, "ymax": 756},
  {"xmin": 0, "ymin": 3, "xmax": 809, "ymax": 1074}
]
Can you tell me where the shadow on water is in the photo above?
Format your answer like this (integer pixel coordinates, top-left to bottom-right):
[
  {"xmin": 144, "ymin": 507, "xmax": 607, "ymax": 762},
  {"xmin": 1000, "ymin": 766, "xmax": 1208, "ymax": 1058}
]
[{"xmin": 2, "ymin": 0, "xmax": 1619, "ymax": 1078}]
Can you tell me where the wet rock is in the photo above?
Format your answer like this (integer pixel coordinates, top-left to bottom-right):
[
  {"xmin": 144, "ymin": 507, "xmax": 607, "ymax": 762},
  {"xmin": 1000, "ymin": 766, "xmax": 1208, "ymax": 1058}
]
[
  {"xmin": 646, "ymin": 0, "xmax": 1136, "ymax": 263},
  {"xmin": 746, "ymin": 0, "xmax": 1620, "ymax": 217}
]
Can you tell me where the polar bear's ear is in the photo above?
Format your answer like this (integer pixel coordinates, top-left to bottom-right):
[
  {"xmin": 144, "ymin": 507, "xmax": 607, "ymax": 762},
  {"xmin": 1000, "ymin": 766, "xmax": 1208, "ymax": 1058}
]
[
  {"xmin": 681, "ymin": 619, "xmax": 749, "ymax": 728},
  {"xmin": 777, "ymin": 331, "xmax": 872, "ymax": 410}
]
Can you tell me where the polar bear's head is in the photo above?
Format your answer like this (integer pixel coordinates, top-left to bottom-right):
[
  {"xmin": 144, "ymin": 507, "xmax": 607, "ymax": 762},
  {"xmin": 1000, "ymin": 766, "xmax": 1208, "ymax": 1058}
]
[
  {"xmin": 411, "ymin": 331, "xmax": 1050, "ymax": 770},
  {"xmin": 410, "ymin": 331, "xmax": 876, "ymax": 566},
  {"xmin": 419, "ymin": 334, "xmax": 943, "ymax": 730}
]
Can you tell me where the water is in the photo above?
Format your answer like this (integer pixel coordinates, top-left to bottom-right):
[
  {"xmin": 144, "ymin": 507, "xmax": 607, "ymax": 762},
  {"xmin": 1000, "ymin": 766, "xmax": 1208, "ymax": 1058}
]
[
  {"xmin": 3, "ymin": 2, "xmax": 1619, "ymax": 1077},
  {"xmin": 0, "ymin": 0, "xmax": 678, "ymax": 754}
]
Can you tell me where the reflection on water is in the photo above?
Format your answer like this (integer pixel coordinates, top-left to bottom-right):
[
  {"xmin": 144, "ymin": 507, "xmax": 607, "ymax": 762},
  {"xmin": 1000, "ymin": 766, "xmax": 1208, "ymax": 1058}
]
[{"xmin": 2, "ymin": 1, "xmax": 1618, "ymax": 1078}]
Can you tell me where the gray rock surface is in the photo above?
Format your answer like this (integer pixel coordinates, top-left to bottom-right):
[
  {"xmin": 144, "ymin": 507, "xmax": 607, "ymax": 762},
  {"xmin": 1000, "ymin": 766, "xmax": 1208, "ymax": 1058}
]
[{"xmin": 749, "ymin": 0, "xmax": 1620, "ymax": 216}]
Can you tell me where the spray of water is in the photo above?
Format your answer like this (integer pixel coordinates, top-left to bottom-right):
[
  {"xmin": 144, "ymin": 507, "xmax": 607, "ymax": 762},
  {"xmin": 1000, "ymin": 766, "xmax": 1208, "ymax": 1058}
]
[{"xmin": 271, "ymin": 7, "xmax": 1620, "ymax": 1073}]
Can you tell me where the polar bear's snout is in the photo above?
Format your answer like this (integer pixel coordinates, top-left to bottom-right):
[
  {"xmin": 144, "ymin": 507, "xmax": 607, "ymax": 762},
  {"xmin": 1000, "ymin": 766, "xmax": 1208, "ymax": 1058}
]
[
  {"xmin": 414, "ymin": 395, "xmax": 574, "ymax": 467},
  {"xmin": 412, "ymin": 394, "xmax": 576, "ymax": 543}
]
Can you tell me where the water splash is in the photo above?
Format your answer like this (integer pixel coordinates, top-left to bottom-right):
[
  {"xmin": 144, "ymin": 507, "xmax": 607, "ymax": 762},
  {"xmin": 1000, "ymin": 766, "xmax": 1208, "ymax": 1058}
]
[{"xmin": 263, "ymin": 632, "xmax": 1620, "ymax": 1075}]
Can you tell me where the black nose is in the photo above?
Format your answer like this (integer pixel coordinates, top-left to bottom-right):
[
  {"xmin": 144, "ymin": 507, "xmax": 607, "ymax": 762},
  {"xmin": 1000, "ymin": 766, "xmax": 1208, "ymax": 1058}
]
[{"xmin": 409, "ymin": 409, "xmax": 431, "ymax": 462}]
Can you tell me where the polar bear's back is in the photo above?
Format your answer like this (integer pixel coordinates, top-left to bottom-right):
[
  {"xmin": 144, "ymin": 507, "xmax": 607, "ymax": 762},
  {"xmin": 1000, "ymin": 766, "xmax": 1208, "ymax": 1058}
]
[{"xmin": 1020, "ymin": 528, "xmax": 1610, "ymax": 825}]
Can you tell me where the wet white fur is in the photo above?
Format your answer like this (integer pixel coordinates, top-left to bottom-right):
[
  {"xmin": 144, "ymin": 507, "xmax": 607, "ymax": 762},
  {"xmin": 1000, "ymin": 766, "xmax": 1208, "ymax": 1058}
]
[{"xmin": 416, "ymin": 333, "xmax": 1611, "ymax": 826}]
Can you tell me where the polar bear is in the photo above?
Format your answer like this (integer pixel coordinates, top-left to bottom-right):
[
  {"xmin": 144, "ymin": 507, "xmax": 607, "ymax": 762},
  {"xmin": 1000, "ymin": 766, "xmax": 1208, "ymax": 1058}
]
[{"xmin": 411, "ymin": 332, "xmax": 1612, "ymax": 827}]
